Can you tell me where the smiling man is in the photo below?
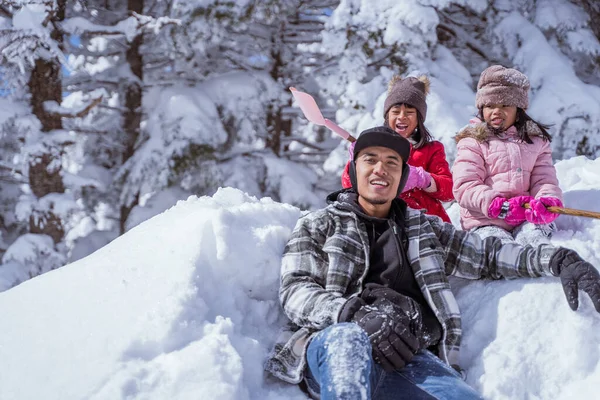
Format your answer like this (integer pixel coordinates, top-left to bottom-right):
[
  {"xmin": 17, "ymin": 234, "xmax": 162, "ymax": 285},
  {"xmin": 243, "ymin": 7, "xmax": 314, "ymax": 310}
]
[
  {"xmin": 265, "ymin": 126, "xmax": 600, "ymax": 400},
  {"xmin": 352, "ymin": 127, "xmax": 410, "ymax": 216}
]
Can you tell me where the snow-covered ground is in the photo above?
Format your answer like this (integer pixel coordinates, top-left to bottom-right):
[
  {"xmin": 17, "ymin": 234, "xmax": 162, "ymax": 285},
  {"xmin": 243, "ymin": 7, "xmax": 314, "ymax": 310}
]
[{"xmin": 1, "ymin": 156, "xmax": 600, "ymax": 400}]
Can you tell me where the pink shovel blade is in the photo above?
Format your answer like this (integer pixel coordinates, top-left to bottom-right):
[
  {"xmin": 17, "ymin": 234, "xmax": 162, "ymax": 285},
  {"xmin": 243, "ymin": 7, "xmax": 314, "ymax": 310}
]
[
  {"xmin": 289, "ymin": 87, "xmax": 355, "ymax": 142},
  {"xmin": 289, "ymin": 87, "xmax": 326, "ymax": 125}
]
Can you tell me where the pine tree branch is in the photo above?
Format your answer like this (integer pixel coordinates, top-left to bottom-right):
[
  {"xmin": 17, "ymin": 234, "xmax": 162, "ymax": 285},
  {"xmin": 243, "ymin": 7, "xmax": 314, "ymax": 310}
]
[
  {"xmin": 0, "ymin": 162, "xmax": 22, "ymax": 175},
  {"xmin": 70, "ymin": 128, "xmax": 110, "ymax": 135},
  {"xmin": 436, "ymin": 22, "xmax": 488, "ymax": 61},
  {"xmin": 281, "ymin": 137, "xmax": 325, "ymax": 151},
  {"xmin": 43, "ymin": 96, "xmax": 103, "ymax": 118},
  {"xmin": 0, "ymin": 5, "xmax": 12, "ymax": 18},
  {"xmin": 98, "ymin": 104, "xmax": 130, "ymax": 113},
  {"xmin": 216, "ymin": 149, "xmax": 271, "ymax": 163}
]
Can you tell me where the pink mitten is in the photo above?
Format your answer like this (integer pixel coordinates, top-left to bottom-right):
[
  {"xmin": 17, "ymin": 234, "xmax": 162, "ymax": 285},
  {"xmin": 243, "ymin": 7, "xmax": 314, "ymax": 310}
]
[
  {"xmin": 525, "ymin": 197, "xmax": 563, "ymax": 224},
  {"xmin": 402, "ymin": 165, "xmax": 432, "ymax": 193},
  {"xmin": 348, "ymin": 141, "xmax": 356, "ymax": 160},
  {"xmin": 488, "ymin": 197, "xmax": 506, "ymax": 218},
  {"xmin": 488, "ymin": 196, "xmax": 532, "ymax": 226}
]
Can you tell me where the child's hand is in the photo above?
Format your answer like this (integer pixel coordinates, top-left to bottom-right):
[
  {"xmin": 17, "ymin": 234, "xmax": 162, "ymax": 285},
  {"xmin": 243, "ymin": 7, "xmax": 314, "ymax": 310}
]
[
  {"xmin": 488, "ymin": 196, "xmax": 532, "ymax": 225},
  {"xmin": 402, "ymin": 165, "xmax": 432, "ymax": 193},
  {"xmin": 525, "ymin": 197, "xmax": 562, "ymax": 224}
]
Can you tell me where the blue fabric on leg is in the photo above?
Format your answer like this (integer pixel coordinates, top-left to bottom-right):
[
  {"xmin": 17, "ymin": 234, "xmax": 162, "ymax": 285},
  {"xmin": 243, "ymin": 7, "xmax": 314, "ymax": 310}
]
[
  {"xmin": 305, "ymin": 322, "xmax": 372, "ymax": 400},
  {"xmin": 305, "ymin": 323, "xmax": 483, "ymax": 400},
  {"xmin": 370, "ymin": 350, "xmax": 483, "ymax": 400}
]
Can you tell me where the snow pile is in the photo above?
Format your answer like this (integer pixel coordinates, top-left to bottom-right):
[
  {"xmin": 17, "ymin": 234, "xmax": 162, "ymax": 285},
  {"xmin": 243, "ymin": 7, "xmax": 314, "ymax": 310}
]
[{"xmin": 1, "ymin": 157, "xmax": 600, "ymax": 399}]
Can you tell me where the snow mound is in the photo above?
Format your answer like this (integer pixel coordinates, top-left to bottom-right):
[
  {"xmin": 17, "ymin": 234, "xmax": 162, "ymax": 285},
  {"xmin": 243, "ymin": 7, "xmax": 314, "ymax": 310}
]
[{"xmin": 1, "ymin": 157, "xmax": 600, "ymax": 399}]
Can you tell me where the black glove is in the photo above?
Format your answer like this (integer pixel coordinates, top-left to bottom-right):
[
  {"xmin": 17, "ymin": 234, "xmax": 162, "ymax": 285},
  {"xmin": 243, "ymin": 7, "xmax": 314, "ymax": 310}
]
[
  {"xmin": 338, "ymin": 287, "xmax": 422, "ymax": 371},
  {"xmin": 549, "ymin": 248, "xmax": 600, "ymax": 312},
  {"xmin": 360, "ymin": 285, "xmax": 425, "ymax": 341}
]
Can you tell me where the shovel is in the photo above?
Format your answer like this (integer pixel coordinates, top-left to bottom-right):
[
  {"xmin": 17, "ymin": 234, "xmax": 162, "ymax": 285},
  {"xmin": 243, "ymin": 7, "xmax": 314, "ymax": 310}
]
[
  {"xmin": 289, "ymin": 87, "xmax": 356, "ymax": 142},
  {"xmin": 524, "ymin": 203, "xmax": 600, "ymax": 220}
]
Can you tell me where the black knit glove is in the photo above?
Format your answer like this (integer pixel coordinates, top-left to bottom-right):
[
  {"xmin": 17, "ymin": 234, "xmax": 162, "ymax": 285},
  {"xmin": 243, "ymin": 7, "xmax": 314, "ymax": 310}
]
[
  {"xmin": 338, "ymin": 286, "xmax": 422, "ymax": 371},
  {"xmin": 549, "ymin": 248, "xmax": 600, "ymax": 312},
  {"xmin": 351, "ymin": 300, "xmax": 420, "ymax": 371}
]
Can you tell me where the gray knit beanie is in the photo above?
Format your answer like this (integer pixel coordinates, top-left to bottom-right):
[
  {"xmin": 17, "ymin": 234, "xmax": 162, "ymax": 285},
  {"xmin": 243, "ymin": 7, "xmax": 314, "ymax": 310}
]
[
  {"xmin": 475, "ymin": 65, "xmax": 530, "ymax": 109},
  {"xmin": 383, "ymin": 75, "xmax": 430, "ymax": 121}
]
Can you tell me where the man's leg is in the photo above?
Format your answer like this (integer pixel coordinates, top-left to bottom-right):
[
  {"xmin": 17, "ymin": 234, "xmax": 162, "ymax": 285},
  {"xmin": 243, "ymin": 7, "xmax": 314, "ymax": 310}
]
[
  {"xmin": 369, "ymin": 350, "xmax": 483, "ymax": 400},
  {"xmin": 471, "ymin": 225, "xmax": 515, "ymax": 244},
  {"xmin": 305, "ymin": 322, "xmax": 373, "ymax": 400},
  {"xmin": 513, "ymin": 221, "xmax": 555, "ymax": 247}
]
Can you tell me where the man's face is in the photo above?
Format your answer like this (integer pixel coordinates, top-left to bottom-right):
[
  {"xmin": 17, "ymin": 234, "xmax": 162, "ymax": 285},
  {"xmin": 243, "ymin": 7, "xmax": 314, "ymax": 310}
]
[{"xmin": 355, "ymin": 146, "xmax": 403, "ymax": 207}]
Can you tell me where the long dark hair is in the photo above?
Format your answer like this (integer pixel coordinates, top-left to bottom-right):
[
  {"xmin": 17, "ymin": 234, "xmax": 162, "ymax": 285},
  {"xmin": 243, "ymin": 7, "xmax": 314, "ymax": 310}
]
[
  {"xmin": 477, "ymin": 108, "xmax": 553, "ymax": 143},
  {"xmin": 384, "ymin": 104, "xmax": 433, "ymax": 149}
]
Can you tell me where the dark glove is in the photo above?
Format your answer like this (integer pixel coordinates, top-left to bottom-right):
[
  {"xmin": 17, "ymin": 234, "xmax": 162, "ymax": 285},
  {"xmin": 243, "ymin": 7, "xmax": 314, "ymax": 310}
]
[
  {"xmin": 338, "ymin": 287, "xmax": 422, "ymax": 371},
  {"xmin": 360, "ymin": 285, "xmax": 425, "ymax": 343},
  {"xmin": 549, "ymin": 248, "xmax": 600, "ymax": 312}
]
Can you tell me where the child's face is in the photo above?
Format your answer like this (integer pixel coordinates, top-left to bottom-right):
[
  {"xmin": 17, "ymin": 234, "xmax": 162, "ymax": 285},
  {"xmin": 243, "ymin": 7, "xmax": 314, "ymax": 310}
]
[
  {"xmin": 483, "ymin": 104, "xmax": 517, "ymax": 131},
  {"xmin": 387, "ymin": 104, "xmax": 418, "ymax": 138}
]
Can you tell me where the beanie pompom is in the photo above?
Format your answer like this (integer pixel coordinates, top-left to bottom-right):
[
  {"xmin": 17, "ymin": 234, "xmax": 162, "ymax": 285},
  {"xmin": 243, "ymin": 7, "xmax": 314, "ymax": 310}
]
[
  {"xmin": 387, "ymin": 75, "xmax": 403, "ymax": 95},
  {"xmin": 417, "ymin": 75, "xmax": 430, "ymax": 96}
]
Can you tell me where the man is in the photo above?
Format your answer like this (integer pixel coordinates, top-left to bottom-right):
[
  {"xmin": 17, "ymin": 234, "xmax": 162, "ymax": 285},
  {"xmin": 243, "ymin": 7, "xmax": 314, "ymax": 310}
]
[{"xmin": 264, "ymin": 126, "xmax": 600, "ymax": 399}]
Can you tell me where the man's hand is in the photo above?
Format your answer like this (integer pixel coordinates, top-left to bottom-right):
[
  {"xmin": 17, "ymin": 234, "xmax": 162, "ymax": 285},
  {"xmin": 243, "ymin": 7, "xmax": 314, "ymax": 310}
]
[
  {"xmin": 349, "ymin": 300, "xmax": 420, "ymax": 371},
  {"xmin": 550, "ymin": 248, "xmax": 600, "ymax": 312},
  {"xmin": 338, "ymin": 287, "xmax": 424, "ymax": 371}
]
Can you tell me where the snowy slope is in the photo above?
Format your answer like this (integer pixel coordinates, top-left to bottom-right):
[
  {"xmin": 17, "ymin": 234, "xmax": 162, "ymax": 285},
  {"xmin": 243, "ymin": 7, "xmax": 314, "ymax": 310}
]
[{"xmin": 1, "ymin": 157, "xmax": 600, "ymax": 399}]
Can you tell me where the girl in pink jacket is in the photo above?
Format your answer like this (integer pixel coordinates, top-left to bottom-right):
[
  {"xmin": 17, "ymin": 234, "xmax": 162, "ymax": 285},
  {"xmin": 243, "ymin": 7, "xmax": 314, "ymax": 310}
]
[{"xmin": 452, "ymin": 65, "xmax": 563, "ymax": 246}]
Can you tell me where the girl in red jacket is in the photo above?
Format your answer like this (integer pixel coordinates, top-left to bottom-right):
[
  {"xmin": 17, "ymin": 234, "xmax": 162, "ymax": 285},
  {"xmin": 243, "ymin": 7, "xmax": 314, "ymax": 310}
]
[{"xmin": 341, "ymin": 75, "xmax": 454, "ymax": 222}]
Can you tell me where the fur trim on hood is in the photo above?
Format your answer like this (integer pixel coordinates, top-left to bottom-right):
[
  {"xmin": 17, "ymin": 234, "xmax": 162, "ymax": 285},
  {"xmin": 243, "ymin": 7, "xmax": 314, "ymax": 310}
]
[{"xmin": 455, "ymin": 120, "xmax": 543, "ymax": 143}]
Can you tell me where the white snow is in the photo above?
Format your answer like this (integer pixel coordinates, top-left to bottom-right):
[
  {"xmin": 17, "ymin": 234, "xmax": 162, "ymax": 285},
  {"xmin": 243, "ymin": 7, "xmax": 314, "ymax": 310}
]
[
  {"xmin": 3, "ymin": 1, "xmax": 600, "ymax": 399},
  {"xmin": 1, "ymin": 157, "xmax": 600, "ymax": 399}
]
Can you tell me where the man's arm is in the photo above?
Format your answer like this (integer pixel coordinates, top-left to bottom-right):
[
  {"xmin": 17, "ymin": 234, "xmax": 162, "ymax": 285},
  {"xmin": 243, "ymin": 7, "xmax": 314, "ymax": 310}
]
[
  {"xmin": 426, "ymin": 215, "xmax": 555, "ymax": 280},
  {"xmin": 278, "ymin": 213, "xmax": 347, "ymax": 330},
  {"xmin": 426, "ymin": 215, "xmax": 600, "ymax": 313}
]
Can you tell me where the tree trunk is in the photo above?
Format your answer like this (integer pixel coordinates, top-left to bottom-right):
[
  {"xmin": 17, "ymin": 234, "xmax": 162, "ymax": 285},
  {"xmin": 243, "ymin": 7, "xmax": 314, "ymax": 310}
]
[
  {"xmin": 266, "ymin": 29, "xmax": 292, "ymax": 156},
  {"xmin": 119, "ymin": 0, "xmax": 144, "ymax": 233},
  {"xmin": 27, "ymin": 0, "xmax": 66, "ymax": 244}
]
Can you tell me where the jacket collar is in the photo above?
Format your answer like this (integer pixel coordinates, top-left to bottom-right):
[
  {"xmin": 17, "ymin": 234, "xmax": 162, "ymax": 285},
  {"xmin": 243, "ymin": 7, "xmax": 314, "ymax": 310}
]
[{"xmin": 454, "ymin": 120, "xmax": 543, "ymax": 143}]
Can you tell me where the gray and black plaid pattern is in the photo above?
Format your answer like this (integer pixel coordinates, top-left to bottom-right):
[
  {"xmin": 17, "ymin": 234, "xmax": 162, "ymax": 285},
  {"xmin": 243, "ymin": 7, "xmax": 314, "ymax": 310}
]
[{"xmin": 265, "ymin": 201, "xmax": 556, "ymax": 384}]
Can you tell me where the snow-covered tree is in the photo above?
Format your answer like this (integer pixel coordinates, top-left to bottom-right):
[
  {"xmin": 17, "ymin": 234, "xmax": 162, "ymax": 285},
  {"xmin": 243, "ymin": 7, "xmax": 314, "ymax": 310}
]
[
  {"xmin": 0, "ymin": 1, "xmax": 75, "ymax": 287},
  {"xmin": 316, "ymin": 0, "xmax": 600, "ymax": 176},
  {"xmin": 118, "ymin": 0, "xmax": 341, "ymax": 229},
  {"xmin": 61, "ymin": 0, "xmax": 181, "ymax": 245},
  {"xmin": 436, "ymin": 0, "xmax": 600, "ymax": 159},
  {"xmin": 2, "ymin": 0, "xmax": 600, "ymax": 292}
]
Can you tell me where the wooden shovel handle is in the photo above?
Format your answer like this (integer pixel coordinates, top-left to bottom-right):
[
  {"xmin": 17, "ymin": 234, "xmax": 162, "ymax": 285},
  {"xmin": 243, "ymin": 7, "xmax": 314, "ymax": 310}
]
[{"xmin": 525, "ymin": 203, "xmax": 600, "ymax": 219}]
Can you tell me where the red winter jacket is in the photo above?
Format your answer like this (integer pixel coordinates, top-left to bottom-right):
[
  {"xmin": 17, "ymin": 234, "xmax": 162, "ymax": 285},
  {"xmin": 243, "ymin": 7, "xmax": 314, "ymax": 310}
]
[{"xmin": 341, "ymin": 141, "xmax": 454, "ymax": 222}]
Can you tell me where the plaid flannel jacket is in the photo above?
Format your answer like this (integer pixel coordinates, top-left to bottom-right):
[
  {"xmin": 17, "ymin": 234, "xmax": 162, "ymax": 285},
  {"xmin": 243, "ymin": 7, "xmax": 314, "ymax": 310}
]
[{"xmin": 264, "ymin": 198, "xmax": 556, "ymax": 384}]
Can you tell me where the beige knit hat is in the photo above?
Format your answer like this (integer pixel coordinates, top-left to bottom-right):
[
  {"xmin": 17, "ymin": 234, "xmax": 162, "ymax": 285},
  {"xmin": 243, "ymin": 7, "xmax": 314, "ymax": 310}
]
[{"xmin": 475, "ymin": 65, "xmax": 530, "ymax": 109}]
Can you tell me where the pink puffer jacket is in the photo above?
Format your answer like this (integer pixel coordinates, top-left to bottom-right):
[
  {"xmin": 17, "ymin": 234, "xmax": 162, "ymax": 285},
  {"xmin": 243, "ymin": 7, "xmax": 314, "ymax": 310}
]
[{"xmin": 452, "ymin": 121, "xmax": 562, "ymax": 231}]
